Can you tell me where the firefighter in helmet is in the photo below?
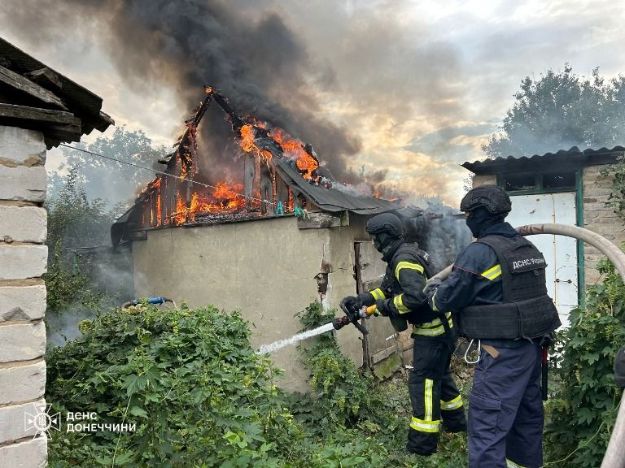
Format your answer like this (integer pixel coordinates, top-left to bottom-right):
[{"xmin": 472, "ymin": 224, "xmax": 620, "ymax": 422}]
[
  {"xmin": 341, "ymin": 212, "xmax": 466, "ymax": 456},
  {"xmin": 425, "ymin": 185, "xmax": 561, "ymax": 468}
]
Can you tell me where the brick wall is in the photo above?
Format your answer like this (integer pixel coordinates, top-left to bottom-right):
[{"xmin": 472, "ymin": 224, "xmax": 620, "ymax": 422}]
[
  {"xmin": 0, "ymin": 126, "xmax": 47, "ymax": 466},
  {"xmin": 583, "ymin": 165, "xmax": 625, "ymax": 285},
  {"xmin": 472, "ymin": 174, "xmax": 496, "ymax": 187}
]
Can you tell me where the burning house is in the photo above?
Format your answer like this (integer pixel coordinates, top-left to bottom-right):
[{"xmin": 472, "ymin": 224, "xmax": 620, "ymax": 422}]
[{"xmin": 113, "ymin": 87, "xmax": 429, "ymax": 390}]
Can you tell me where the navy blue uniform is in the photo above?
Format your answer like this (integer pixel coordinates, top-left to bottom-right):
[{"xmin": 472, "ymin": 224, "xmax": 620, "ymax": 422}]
[{"xmin": 431, "ymin": 222, "xmax": 545, "ymax": 468}]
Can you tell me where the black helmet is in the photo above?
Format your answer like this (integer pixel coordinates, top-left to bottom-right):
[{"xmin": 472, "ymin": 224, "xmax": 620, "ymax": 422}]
[
  {"xmin": 460, "ymin": 185, "xmax": 511, "ymax": 215},
  {"xmin": 366, "ymin": 213, "xmax": 404, "ymax": 238}
]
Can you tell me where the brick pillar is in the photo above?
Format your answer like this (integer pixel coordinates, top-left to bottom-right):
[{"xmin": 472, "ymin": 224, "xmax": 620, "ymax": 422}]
[
  {"xmin": 583, "ymin": 165, "xmax": 625, "ymax": 286},
  {"xmin": 0, "ymin": 126, "xmax": 48, "ymax": 466}
]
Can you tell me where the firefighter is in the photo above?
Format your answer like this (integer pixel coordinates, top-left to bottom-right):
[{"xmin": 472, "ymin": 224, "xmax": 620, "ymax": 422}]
[
  {"xmin": 425, "ymin": 185, "xmax": 561, "ymax": 468},
  {"xmin": 341, "ymin": 212, "xmax": 466, "ymax": 456}
]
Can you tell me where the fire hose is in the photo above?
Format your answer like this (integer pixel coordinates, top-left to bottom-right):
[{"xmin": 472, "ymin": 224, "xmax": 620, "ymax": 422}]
[{"xmin": 425, "ymin": 223, "xmax": 625, "ymax": 468}]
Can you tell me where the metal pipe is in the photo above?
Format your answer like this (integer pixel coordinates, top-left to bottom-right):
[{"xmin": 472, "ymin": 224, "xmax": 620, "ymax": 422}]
[{"xmin": 426, "ymin": 223, "xmax": 625, "ymax": 468}]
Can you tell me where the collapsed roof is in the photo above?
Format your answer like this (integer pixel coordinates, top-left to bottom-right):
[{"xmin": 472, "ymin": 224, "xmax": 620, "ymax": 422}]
[{"xmin": 112, "ymin": 87, "xmax": 397, "ymax": 245}]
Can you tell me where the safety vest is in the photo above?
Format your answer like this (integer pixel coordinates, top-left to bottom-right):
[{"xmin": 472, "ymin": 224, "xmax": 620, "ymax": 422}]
[
  {"xmin": 381, "ymin": 244, "xmax": 453, "ymax": 335},
  {"xmin": 458, "ymin": 235, "xmax": 561, "ymax": 340}
]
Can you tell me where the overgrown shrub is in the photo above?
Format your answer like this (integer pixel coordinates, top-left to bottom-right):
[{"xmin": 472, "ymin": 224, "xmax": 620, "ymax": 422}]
[
  {"xmin": 295, "ymin": 303, "xmax": 386, "ymax": 428},
  {"xmin": 48, "ymin": 300, "xmax": 469, "ymax": 466},
  {"xmin": 292, "ymin": 302, "xmax": 468, "ymax": 467},
  {"xmin": 47, "ymin": 304, "xmax": 301, "ymax": 466},
  {"xmin": 545, "ymin": 260, "xmax": 625, "ymax": 466}
]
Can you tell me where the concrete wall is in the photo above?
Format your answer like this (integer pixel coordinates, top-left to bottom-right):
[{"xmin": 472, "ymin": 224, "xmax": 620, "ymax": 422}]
[
  {"xmin": 132, "ymin": 215, "xmax": 367, "ymax": 392},
  {"xmin": 0, "ymin": 126, "xmax": 48, "ymax": 466},
  {"xmin": 583, "ymin": 165, "xmax": 625, "ymax": 285}
]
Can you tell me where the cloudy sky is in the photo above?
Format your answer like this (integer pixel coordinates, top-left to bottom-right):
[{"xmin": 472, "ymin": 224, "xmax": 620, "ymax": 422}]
[{"xmin": 1, "ymin": 0, "xmax": 624, "ymax": 205}]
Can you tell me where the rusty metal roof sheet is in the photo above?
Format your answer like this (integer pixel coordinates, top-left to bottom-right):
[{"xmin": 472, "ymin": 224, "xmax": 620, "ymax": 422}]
[{"xmin": 275, "ymin": 159, "xmax": 399, "ymax": 215}]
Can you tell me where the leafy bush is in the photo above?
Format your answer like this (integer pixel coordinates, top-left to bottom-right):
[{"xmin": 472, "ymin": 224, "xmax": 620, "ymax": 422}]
[
  {"xmin": 47, "ymin": 304, "xmax": 301, "ymax": 466},
  {"xmin": 295, "ymin": 302, "xmax": 386, "ymax": 429},
  {"xmin": 48, "ymin": 300, "xmax": 469, "ymax": 466},
  {"xmin": 545, "ymin": 259, "xmax": 625, "ymax": 466},
  {"xmin": 292, "ymin": 302, "xmax": 468, "ymax": 467}
]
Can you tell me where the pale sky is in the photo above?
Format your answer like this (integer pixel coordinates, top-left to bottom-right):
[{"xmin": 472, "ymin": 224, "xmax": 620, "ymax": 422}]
[{"xmin": 1, "ymin": 0, "xmax": 624, "ymax": 206}]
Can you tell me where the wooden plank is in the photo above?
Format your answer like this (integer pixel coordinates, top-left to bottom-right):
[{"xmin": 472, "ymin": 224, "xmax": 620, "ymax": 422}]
[
  {"xmin": 0, "ymin": 103, "xmax": 79, "ymax": 126},
  {"xmin": 0, "ymin": 64, "xmax": 68, "ymax": 110},
  {"xmin": 24, "ymin": 67, "xmax": 62, "ymax": 90}
]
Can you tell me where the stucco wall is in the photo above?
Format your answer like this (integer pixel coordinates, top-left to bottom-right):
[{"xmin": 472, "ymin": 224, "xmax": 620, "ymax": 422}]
[
  {"xmin": 132, "ymin": 215, "xmax": 366, "ymax": 392},
  {"xmin": 0, "ymin": 125, "xmax": 48, "ymax": 465},
  {"xmin": 583, "ymin": 165, "xmax": 625, "ymax": 285}
]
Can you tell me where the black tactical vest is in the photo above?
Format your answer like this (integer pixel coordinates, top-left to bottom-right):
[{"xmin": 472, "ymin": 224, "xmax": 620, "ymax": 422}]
[
  {"xmin": 458, "ymin": 235, "xmax": 561, "ymax": 339},
  {"xmin": 381, "ymin": 243, "xmax": 440, "ymax": 326}
]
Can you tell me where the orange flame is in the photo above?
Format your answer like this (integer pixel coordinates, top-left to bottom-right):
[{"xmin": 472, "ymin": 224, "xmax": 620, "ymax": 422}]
[
  {"xmin": 240, "ymin": 124, "xmax": 256, "ymax": 153},
  {"xmin": 269, "ymin": 128, "xmax": 319, "ymax": 180},
  {"xmin": 174, "ymin": 195, "xmax": 187, "ymax": 225},
  {"xmin": 155, "ymin": 192, "xmax": 162, "ymax": 226},
  {"xmin": 186, "ymin": 182, "xmax": 246, "ymax": 222}
]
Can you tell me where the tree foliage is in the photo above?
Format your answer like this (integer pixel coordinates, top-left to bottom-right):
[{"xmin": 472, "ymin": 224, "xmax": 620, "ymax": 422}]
[
  {"xmin": 50, "ymin": 126, "xmax": 167, "ymax": 207},
  {"xmin": 484, "ymin": 65, "xmax": 625, "ymax": 158},
  {"xmin": 45, "ymin": 168, "xmax": 116, "ymax": 312}
]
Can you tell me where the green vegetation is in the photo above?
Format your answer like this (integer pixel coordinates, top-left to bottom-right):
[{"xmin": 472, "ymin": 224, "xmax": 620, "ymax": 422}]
[
  {"xmin": 47, "ymin": 302, "xmax": 468, "ymax": 466},
  {"xmin": 46, "ymin": 289, "xmax": 625, "ymax": 467},
  {"xmin": 45, "ymin": 168, "xmax": 116, "ymax": 312},
  {"xmin": 484, "ymin": 65, "xmax": 625, "ymax": 158},
  {"xmin": 545, "ymin": 260, "xmax": 625, "ymax": 467},
  {"xmin": 48, "ymin": 305, "xmax": 300, "ymax": 466}
]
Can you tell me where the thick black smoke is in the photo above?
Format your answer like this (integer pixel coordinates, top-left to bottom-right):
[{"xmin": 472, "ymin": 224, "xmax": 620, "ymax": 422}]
[{"xmin": 2, "ymin": 0, "xmax": 361, "ymax": 179}]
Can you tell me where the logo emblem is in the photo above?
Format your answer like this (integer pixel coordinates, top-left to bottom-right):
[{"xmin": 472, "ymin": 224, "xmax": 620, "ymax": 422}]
[{"xmin": 25, "ymin": 403, "xmax": 61, "ymax": 438}]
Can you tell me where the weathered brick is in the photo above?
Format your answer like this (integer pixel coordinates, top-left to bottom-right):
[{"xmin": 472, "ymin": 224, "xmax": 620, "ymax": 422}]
[
  {"xmin": 0, "ymin": 399, "xmax": 45, "ymax": 443},
  {"xmin": 0, "ymin": 322, "xmax": 45, "ymax": 362},
  {"xmin": 0, "ymin": 166, "xmax": 46, "ymax": 202},
  {"xmin": 0, "ymin": 285, "xmax": 46, "ymax": 322},
  {"xmin": 0, "ymin": 360, "xmax": 45, "ymax": 405},
  {"xmin": 472, "ymin": 174, "xmax": 496, "ymax": 187},
  {"xmin": 0, "ymin": 434, "xmax": 46, "ymax": 467},
  {"xmin": 0, "ymin": 206, "xmax": 46, "ymax": 243},
  {"xmin": 0, "ymin": 127, "xmax": 45, "ymax": 167},
  {"xmin": 0, "ymin": 245, "xmax": 47, "ymax": 280}
]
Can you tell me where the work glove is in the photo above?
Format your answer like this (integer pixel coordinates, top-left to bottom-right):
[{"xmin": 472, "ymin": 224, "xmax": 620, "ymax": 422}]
[
  {"xmin": 423, "ymin": 277, "xmax": 442, "ymax": 296},
  {"xmin": 340, "ymin": 296, "xmax": 362, "ymax": 322}
]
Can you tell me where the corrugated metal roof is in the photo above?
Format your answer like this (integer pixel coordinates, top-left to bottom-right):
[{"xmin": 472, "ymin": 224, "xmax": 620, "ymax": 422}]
[
  {"xmin": 463, "ymin": 146, "xmax": 625, "ymax": 174},
  {"xmin": 275, "ymin": 159, "xmax": 399, "ymax": 215}
]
